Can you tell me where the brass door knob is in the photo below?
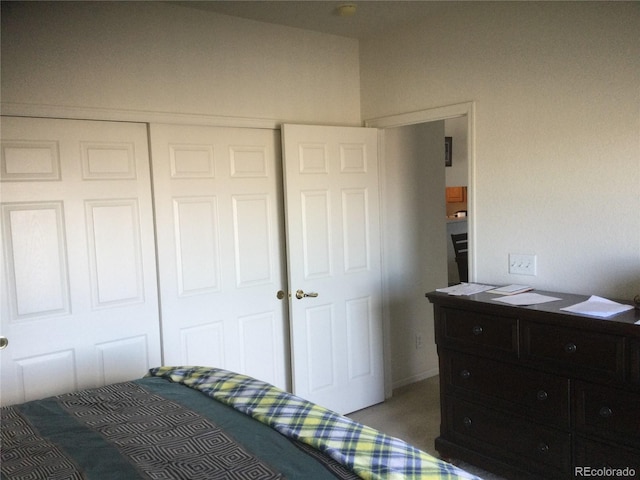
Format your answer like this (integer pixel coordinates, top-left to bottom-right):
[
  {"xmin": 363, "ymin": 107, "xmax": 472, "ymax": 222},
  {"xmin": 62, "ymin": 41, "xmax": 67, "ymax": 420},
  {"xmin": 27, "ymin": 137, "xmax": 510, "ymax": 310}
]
[{"xmin": 295, "ymin": 290, "xmax": 319, "ymax": 300}]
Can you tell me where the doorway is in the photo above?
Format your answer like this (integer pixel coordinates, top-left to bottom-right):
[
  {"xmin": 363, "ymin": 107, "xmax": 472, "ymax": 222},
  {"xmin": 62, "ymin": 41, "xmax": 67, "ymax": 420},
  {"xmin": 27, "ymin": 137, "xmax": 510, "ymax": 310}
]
[
  {"xmin": 444, "ymin": 115, "xmax": 469, "ymax": 285},
  {"xmin": 366, "ymin": 102, "xmax": 474, "ymax": 281},
  {"xmin": 365, "ymin": 102, "xmax": 474, "ymax": 393}
]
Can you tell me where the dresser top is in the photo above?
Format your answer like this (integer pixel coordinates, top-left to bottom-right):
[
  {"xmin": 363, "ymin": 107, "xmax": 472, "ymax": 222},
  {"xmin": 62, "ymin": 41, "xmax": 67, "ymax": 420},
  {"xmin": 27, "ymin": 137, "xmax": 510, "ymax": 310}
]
[{"xmin": 426, "ymin": 289, "xmax": 640, "ymax": 334}]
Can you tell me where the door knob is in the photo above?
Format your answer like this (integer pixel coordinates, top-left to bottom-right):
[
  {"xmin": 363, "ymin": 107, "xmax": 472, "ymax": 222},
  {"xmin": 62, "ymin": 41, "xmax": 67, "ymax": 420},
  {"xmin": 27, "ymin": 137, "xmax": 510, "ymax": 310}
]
[
  {"xmin": 0, "ymin": 336, "xmax": 8, "ymax": 350},
  {"xmin": 295, "ymin": 289, "xmax": 319, "ymax": 300}
]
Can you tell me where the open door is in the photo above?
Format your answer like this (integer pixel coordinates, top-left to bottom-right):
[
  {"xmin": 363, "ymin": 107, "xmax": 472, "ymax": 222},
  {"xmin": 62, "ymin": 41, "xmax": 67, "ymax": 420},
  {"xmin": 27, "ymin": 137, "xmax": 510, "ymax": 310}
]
[{"xmin": 281, "ymin": 124, "xmax": 384, "ymax": 414}]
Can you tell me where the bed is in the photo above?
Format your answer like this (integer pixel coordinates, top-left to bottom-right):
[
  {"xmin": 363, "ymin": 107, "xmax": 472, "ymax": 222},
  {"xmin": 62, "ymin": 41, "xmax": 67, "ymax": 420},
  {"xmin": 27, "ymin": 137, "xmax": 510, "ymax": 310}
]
[{"xmin": 1, "ymin": 366, "xmax": 480, "ymax": 479}]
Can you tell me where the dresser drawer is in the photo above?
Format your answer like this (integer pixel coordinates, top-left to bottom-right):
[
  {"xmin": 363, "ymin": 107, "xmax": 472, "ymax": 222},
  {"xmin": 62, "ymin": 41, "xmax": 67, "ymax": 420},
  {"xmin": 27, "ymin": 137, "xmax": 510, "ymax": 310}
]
[
  {"xmin": 521, "ymin": 321, "xmax": 625, "ymax": 381},
  {"xmin": 575, "ymin": 381, "xmax": 640, "ymax": 449},
  {"xmin": 438, "ymin": 307, "xmax": 518, "ymax": 358},
  {"xmin": 444, "ymin": 397, "xmax": 571, "ymax": 477},
  {"xmin": 574, "ymin": 436, "xmax": 640, "ymax": 474},
  {"xmin": 441, "ymin": 350, "xmax": 570, "ymax": 426}
]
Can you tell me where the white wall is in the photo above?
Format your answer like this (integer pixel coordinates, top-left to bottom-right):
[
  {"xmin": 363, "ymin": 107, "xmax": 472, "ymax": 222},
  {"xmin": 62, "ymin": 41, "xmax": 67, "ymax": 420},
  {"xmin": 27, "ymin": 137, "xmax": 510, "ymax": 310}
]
[
  {"xmin": 1, "ymin": 2, "xmax": 361, "ymax": 125},
  {"xmin": 362, "ymin": 2, "xmax": 640, "ymax": 299},
  {"xmin": 382, "ymin": 122, "xmax": 446, "ymax": 387}
]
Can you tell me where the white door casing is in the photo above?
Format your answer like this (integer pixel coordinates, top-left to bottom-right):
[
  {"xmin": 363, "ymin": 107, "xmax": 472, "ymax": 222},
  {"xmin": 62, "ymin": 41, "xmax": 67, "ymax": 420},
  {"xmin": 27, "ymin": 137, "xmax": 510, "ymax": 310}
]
[
  {"xmin": 149, "ymin": 124, "xmax": 288, "ymax": 390},
  {"xmin": 0, "ymin": 116, "xmax": 161, "ymax": 406},
  {"xmin": 282, "ymin": 124, "xmax": 384, "ymax": 414}
]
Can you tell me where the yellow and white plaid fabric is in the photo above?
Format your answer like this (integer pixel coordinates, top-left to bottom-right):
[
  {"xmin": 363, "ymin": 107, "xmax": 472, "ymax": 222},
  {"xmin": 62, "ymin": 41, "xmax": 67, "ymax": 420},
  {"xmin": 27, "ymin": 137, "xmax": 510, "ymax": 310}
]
[{"xmin": 148, "ymin": 366, "xmax": 480, "ymax": 480}]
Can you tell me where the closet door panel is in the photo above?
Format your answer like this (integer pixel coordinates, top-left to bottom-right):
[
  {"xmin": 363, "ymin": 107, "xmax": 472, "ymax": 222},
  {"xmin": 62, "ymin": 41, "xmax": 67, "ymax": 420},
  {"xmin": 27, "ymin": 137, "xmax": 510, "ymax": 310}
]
[
  {"xmin": 150, "ymin": 124, "xmax": 288, "ymax": 390},
  {"xmin": 0, "ymin": 117, "xmax": 161, "ymax": 406},
  {"xmin": 3, "ymin": 202, "xmax": 70, "ymax": 319},
  {"xmin": 173, "ymin": 196, "xmax": 221, "ymax": 295}
]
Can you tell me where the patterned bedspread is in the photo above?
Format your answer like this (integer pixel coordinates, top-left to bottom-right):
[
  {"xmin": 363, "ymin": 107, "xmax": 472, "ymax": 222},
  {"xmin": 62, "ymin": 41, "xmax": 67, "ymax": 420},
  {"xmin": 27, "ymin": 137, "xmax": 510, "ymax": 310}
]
[
  {"xmin": 1, "ymin": 377, "xmax": 360, "ymax": 480},
  {"xmin": 1, "ymin": 366, "xmax": 480, "ymax": 480},
  {"xmin": 148, "ymin": 366, "xmax": 481, "ymax": 480}
]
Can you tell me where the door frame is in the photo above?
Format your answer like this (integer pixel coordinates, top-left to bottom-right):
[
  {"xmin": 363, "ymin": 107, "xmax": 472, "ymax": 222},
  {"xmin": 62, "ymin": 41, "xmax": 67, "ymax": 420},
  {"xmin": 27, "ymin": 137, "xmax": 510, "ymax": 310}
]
[{"xmin": 365, "ymin": 101, "xmax": 476, "ymax": 397}]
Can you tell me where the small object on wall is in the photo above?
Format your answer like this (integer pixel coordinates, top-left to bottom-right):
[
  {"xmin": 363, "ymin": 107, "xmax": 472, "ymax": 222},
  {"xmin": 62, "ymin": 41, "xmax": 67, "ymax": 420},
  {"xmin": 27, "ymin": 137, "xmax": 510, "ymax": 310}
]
[{"xmin": 445, "ymin": 136, "xmax": 452, "ymax": 167}]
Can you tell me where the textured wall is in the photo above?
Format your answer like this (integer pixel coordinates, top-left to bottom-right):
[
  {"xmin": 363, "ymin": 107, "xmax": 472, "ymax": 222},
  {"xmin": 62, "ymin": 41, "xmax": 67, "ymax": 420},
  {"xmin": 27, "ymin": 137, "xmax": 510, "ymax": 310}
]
[
  {"xmin": 1, "ymin": 2, "xmax": 361, "ymax": 125},
  {"xmin": 361, "ymin": 2, "xmax": 640, "ymax": 298}
]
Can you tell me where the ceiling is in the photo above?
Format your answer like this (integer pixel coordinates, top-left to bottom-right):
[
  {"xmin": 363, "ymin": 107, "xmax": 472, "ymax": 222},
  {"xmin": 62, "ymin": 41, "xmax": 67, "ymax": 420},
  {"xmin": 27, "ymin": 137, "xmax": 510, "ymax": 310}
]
[{"xmin": 175, "ymin": 1, "xmax": 455, "ymax": 40}]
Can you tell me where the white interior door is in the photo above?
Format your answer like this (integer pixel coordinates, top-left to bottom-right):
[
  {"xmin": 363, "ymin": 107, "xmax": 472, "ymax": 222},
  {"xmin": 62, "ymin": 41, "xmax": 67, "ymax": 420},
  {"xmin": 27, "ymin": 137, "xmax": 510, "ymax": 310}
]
[
  {"xmin": 149, "ymin": 124, "xmax": 288, "ymax": 390},
  {"xmin": 281, "ymin": 124, "xmax": 384, "ymax": 414},
  {"xmin": 0, "ymin": 116, "xmax": 161, "ymax": 406}
]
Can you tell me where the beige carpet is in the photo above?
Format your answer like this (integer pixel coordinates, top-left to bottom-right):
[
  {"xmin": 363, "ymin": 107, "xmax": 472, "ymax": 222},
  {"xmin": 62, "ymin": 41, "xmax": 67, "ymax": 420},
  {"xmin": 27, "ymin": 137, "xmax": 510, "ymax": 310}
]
[{"xmin": 348, "ymin": 376, "xmax": 506, "ymax": 480}]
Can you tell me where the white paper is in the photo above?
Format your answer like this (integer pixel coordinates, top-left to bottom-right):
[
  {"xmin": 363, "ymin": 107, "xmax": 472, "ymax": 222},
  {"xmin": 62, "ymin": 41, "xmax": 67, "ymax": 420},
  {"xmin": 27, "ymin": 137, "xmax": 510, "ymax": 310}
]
[
  {"xmin": 561, "ymin": 295, "xmax": 634, "ymax": 318},
  {"xmin": 493, "ymin": 292, "xmax": 562, "ymax": 306},
  {"xmin": 436, "ymin": 283, "xmax": 495, "ymax": 296},
  {"xmin": 487, "ymin": 284, "xmax": 533, "ymax": 295}
]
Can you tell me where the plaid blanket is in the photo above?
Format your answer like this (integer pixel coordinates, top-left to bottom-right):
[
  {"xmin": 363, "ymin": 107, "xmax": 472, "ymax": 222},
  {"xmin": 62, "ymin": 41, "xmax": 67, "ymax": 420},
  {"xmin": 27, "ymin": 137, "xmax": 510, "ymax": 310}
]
[{"xmin": 148, "ymin": 366, "xmax": 480, "ymax": 480}]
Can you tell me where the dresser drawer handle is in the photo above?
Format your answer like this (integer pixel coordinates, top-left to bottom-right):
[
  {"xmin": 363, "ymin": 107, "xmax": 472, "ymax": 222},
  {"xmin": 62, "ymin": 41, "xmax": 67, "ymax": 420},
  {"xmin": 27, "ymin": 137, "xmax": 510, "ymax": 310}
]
[
  {"xmin": 460, "ymin": 369, "xmax": 471, "ymax": 380},
  {"xmin": 564, "ymin": 342, "xmax": 577, "ymax": 354},
  {"xmin": 537, "ymin": 443, "xmax": 550, "ymax": 454},
  {"xmin": 536, "ymin": 390, "xmax": 548, "ymax": 401},
  {"xmin": 463, "ymin": 416, "xmax": 472, "ymax": 428},
  {"xmin": 472, "ymin": 325, "xmax": 483, "ymax": 336},
  {"xmin": 599, "ymin": 406, "xmax": 613, "ymax": 418}
]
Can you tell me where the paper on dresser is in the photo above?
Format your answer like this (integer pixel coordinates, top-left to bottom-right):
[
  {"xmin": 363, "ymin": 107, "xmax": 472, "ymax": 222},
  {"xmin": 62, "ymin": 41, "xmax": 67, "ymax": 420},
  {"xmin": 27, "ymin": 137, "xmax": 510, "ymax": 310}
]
[
  {"xmin": 561, "ymin": 295, "xmax": 634, "ymax": 318},
  {"xmin": 487, "ymin": 284, "xmax": 533, "ymax": 295},
  {"xmin": 492, "ymin": 292, "xmax": 562, "ymax": 306},
  {"xmin": 436, "ymin": 283, "xmax": 495, "ymax": 296}
]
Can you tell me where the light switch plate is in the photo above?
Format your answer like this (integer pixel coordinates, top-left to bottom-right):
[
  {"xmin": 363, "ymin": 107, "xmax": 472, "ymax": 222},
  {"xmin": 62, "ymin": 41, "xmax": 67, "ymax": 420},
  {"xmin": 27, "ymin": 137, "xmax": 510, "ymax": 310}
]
[{"xmin": 509, "ymin": 253, "xmax": 537, "ymax": 276}]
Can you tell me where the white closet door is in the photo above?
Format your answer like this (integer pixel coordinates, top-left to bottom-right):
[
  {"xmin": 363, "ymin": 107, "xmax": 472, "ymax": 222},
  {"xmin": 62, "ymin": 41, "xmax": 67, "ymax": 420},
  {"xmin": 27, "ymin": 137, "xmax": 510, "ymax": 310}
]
[
  {"xmin": 281, "ymin": 124, "xmax": 384, "ymax": 414},
  {"xmin": 149, "ymin": 124, "xmax": 288, "ymax": 390},
  {"xmin": 0, "ymin": 116, "xmax": 161, "ymax": 406}
]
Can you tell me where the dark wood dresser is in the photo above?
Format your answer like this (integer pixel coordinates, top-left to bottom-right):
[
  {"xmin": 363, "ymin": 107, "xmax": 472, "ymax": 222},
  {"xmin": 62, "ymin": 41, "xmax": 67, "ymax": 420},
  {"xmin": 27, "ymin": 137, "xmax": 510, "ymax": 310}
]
[{"xmin": 425, "ymin": 289, "xmax": 640, "ymax": 480}]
